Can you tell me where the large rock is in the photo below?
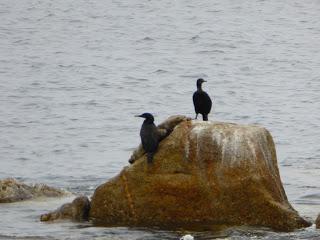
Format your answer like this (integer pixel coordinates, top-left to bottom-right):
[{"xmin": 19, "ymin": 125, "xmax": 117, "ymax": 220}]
[
  {"xmin": 90, "ymin": 118, "xmax": 311, "ymax": 231},
  {"xmin": 40, "ymin": 196, "xmax": 90, "ymax": 222},
  {"xmin": 0, "ymin": 178, "xmax": 66, "ymax": 203},
  {"xmin": 316, "ymin": 214, "xmax": 320, "ymax": 229}
]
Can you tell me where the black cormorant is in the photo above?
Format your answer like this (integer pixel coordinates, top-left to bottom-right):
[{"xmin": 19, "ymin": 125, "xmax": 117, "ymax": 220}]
[
  {"xmin": 135, "ymin": 113, "xmax": 159, "ymax": 164},
  {"xmin": 193, "ymin": 78, "xmax": 212, "ymax": 121}
]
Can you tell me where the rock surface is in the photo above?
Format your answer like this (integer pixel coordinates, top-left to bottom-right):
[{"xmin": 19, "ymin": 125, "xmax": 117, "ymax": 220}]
[
  {"xmin": 316, "ymin": 214, "xmax": 320, "ymax": 229},
  {"xmin": 0, "ymin": 178, "xmax": 66, "ymax": 203},
  {"xmin": 41, "ymin": 196, "xmax": 90, "ymax": 222},
  {"xmin": 90, "ymin": 118, "xmax": 311, "ymax": 231}
]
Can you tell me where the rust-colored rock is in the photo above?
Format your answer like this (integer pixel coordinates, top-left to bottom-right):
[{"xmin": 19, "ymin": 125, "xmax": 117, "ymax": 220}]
[
  {"xmin": 316, "ymin": 214, "xmax": 320, "ymax": 229},
  {"xmin": 0, "ymin": 178, "xmax": 66, "ymax": 203},
  {"xmin": 40, "ymin": 196, "xmax": 90, "ymax": 222},
  {"xmin": 90, "ymin": 119, "xmax": 311, "ymax": 231}
]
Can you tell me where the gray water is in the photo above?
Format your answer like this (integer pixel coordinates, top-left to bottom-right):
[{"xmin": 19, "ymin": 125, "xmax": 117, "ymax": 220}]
[{"xmin": 0, "ymin": 0, "xmax": 320, "ymax": 239}]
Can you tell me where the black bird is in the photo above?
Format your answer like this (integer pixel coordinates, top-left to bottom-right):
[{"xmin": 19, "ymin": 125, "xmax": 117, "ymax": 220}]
[
  {"xmin": 135, "ymin": 113, "xmax": 159, "ymax": 164},
  {"xmin": 193, "ymin": 78, "xmax": 212, "ymax": 121}
]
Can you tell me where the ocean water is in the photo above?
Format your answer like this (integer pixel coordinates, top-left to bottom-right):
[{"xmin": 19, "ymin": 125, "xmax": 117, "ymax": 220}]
[{"xmin": 0, "ymin": 0, "xmax": 320, "ymax": 239}]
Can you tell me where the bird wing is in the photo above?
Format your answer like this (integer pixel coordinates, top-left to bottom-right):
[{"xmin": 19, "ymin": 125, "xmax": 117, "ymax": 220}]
[
  {"xmin": 193, "ymin": 91, "xmax": 212, "ymax": 114},
  {"xmin": 140, "ymin": 124, "xmax": 159, "ymax": 153},
  {"xmin": 193, "ymin": 92, "xmax": 201, "ymax": 113},
  {"xmin": 202, "ymin": 91, "xmax": 212, "ymax": 113}
]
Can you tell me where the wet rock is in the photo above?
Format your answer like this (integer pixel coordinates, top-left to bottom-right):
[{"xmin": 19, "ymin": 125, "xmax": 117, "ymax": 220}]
[
  {"xmin": 129, "ymin": 115, "xmax": 191, "ymax": 164},
  {"xmin": 40, "ymin": 196, "xmax": 90, "ymax": 222},
  {"xmin": 316, "ymin": 214, "xmax": 320, "ymax": 229},
  {"xmin": 90, "ymin": 118, "xmax": 311, "ymax": 231},
  {"xmin": 0, "ymin": 178, "xmax": 66, "ymax": 203}
]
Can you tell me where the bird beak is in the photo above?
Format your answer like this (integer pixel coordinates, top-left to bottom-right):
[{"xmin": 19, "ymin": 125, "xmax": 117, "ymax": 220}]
[
  {"xmin": 135, "ymin": 114, "xmax": 142, "ymax": 118},
  {"xmin": 203, "ymin": 80, "xmax": 207, "ymax": 82}
]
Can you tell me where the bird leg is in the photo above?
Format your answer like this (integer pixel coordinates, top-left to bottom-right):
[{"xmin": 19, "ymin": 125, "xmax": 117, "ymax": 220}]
[
  {"xmin": 195, "ymin": 113, "xmax": 198, "ymax": 120},
  {"xmin": 147, "ymin": 152, "xmax": 154, "ymax": 164}
]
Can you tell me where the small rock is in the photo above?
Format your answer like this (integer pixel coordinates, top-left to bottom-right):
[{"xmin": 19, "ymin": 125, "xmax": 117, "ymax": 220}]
[
  {"xmin": 180, "ymin": 234, "xmax": 194, "ymax": 240},
  {"xmin": 316, "ymin": 214, "xmax": 320, "ymax": 229},
  {"xmin": 0, "ymin": 178, "xmax": 66, "ymax": 203},
  {"xmin": 40, "ymin": 196, "xmax": 90, "ymax": 222}
]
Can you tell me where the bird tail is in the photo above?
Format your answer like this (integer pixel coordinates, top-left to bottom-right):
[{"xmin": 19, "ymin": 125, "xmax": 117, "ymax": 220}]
[
  {"xmin": 202, "ymin": 114, "xmax": 208, "ymax": 121},
  {"xmin": 147, "ymin": 152, "xmax": 154, "ymax": 164}
]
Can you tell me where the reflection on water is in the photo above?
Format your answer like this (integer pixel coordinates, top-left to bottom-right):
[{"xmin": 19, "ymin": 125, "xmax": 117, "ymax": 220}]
[{"xmin": 0, "ymin": 0, "xmax": 320, "ymax": 239}]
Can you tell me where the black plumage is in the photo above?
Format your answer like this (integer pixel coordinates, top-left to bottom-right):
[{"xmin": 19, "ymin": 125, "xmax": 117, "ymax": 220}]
[
  {"xmin": 135, "ymin": 113, "xmax": 159, "ymax": 164},
  {"xmin": 193, "ymin": 78, "xmax": 212, "ymax": 121}
]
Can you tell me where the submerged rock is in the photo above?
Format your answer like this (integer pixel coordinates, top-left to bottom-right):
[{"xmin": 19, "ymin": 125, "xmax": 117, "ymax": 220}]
[
  {"xmin": 0, "ymin": 178, "xmax": 66, "ymax": 203},
  {"xmin": 40, "ymin": 196, "xmax": 90, "ymax": 222},
  {"xmin": 90, "ymin": 118, "xmax": 311, "ymax": 231},
  {"xmin": 316, "ymin": 214, "xmax": 320, "ymax": 229}
]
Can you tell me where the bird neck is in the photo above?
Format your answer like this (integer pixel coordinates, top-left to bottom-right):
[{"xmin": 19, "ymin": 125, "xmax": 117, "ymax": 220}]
[
  {"xmin": 143, "ymin": 118, "xmax": 154, "ymax": 124},
  {"xmin": 197, "ymin": 84, "xmax": 203, "ymax": 91}
]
